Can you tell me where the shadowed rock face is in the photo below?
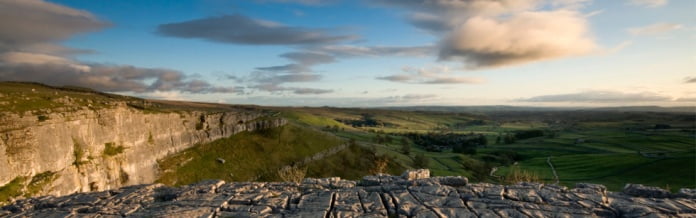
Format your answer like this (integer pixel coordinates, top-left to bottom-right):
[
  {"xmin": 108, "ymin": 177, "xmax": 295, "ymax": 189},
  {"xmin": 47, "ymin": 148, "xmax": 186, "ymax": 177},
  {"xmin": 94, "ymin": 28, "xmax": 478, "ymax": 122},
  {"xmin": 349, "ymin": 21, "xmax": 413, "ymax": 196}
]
[{"xmin": 2, "ymin": 169, "xmax": 694, "ymax": 217}]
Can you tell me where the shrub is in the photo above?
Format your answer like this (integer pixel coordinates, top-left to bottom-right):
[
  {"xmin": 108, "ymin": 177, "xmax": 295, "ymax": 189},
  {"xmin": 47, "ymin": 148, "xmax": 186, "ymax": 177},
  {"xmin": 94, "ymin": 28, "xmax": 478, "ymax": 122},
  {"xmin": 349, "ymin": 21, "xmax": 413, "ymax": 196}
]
[
  {"xmin": 37, "ymin": 115, "xmax": 49, "ymax": 122},
  {"xmin": 413, "ymin": 153, "xmax": 430, "ymax": 169},
  {"xmin": 278, "ymin": 166, "xmax": 307, "ymax": 183},
  {"xmin": 72, "ymin": 140, "xmax": 86, "ymax": 167},
  {"xmin": 0, "ymin": 177, "xmax": 26, "ymax": 205},
  {"xmin": 148, "ymin": 132, "xmax": 155, "ymax": 144},
  {"xmin": 369, "ymin": 156, "xmax": 390, "ymax": 175},
  {"xmin": 400, "ymin": 143, "xmax": 411, "ymax": 155},
  {"xmin": 120, "ymin": 169, "xmax": 129, "ymax": 184},
  {"xmin": 513, "ymin": 130, "xmax": 544, "ymax": 140},
  {"xmin": 27, "ymin": 171, "xmax": 56, "ymax": 195},
  {"xmin": 504, "ymin": 167, "xmax": 541, "ymax": 184},
  {"xmin": 103, "ymin": 142, "xmax": 125, "ymax": 156}
]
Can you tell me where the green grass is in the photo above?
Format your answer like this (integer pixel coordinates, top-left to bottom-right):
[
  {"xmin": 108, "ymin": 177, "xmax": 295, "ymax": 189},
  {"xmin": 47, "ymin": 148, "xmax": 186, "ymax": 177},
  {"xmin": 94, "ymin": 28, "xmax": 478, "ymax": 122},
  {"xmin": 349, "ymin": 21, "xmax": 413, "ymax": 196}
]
[
  {"xmin": 281, "ymin": 111, "xmax": 353, "ymax": 129},
  {"xmin": 492, "ymin": 124, "xmax": 695, "ymax": 191},
  {"xmin": 26, "ymin": 171, "xmax": 57, "ymax": 196},
  {"xmin": 0, "ymin": 82, "xmax": 248, "ymax": 115},
  {"xmin": 306, "ymin": 144, "xmax": 405, "ymax": 180},
  {"xmin": 0, "ymin": 171, "xmax": 58, "ymax": 205},
  {"xmin": 157, "ymin": 124, "xmax": 345, "ymax": 186},
  {"xmin": 0, "ymin": 177, "xmax": 26, "ymax": 205},
  {"xmin": 0, "ymin": 82, "xmax": 127, "ymax": 113}
]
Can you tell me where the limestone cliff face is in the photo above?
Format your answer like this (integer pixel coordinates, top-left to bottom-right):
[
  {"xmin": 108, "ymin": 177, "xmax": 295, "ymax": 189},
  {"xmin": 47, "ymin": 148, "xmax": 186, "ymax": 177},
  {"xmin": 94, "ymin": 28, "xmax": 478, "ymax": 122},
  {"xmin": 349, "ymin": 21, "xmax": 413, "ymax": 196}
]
[{"xmin": 0, "ymin": 103, "xmax": 286, "ymax": 197}]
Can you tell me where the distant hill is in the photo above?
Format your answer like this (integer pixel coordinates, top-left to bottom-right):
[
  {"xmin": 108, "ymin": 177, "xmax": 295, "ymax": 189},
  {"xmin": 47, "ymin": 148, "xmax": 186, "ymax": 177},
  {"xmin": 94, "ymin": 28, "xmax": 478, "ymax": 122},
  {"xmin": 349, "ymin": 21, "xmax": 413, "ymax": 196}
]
[{"xmin": 382, "ymin": 105, "xmax": 694, "ymax": 113}]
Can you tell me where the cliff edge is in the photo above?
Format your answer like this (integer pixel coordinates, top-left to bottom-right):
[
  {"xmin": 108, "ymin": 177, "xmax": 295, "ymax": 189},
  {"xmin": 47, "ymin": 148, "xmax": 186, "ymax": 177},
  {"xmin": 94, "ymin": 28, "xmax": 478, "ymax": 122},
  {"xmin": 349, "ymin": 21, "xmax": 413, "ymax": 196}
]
[
  {"xmin": 0, "ymin": 82, "xmax": 286, "ymax": 200},
  {"xmin": 2, "ymin": 169, "xmax": 694, "ymax": 217}
]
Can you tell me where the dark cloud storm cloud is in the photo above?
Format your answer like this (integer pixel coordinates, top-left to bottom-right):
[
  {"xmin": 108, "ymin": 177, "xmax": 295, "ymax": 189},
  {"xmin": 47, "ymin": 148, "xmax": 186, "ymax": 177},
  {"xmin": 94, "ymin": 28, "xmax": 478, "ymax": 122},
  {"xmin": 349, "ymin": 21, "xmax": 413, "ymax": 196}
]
[{"xmin": 157, "ymin": 14, "xmax": 357, "ymax": 45}]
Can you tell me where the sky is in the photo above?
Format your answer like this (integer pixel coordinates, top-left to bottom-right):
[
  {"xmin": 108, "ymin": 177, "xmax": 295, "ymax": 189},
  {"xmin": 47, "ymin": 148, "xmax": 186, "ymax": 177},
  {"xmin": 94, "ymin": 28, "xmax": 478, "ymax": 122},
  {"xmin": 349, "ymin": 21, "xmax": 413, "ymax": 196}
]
[{"xmin": 0, "ymin": 0, "xmax": 694, "ymax": 107}]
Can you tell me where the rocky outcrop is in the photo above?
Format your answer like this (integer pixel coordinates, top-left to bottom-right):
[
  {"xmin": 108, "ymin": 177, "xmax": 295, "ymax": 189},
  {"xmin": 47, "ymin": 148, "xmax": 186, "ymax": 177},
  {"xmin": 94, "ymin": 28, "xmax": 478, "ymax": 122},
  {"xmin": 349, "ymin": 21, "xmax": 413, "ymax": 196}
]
[
  {"xmin": 3, "ymin": 169, "xmax": 694, "ymax": 217},
  {"xmin": 0, "ymin": 103, "xmax": 286, "ymax": 199}
]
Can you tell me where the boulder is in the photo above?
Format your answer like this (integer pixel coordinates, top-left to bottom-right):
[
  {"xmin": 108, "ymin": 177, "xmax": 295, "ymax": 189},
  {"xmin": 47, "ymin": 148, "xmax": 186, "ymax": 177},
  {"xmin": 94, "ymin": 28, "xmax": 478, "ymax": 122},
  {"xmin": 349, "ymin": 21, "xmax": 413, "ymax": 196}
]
[
  {"xmin": 401, "ymin": 169, "xmax": 430, "ymax": 180},
  {"xmin": 623, "ymin": 184, "xmax": 671, "ymax": 198}
]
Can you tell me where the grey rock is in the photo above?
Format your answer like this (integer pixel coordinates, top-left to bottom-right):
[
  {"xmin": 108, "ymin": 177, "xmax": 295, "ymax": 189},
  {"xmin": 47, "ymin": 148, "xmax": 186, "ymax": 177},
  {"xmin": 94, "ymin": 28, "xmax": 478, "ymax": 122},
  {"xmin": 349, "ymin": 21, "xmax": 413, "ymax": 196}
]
[
  {"xmin": 624, "ymin": 183, "xmax": 671, "ymax": 198},
  {"xmin": 3, "ymin": 170, "xmax": 695, "ymax": 217},
  {"xmin": 401, "ymin": 169, "xmax": 430, "ymax": 180}
]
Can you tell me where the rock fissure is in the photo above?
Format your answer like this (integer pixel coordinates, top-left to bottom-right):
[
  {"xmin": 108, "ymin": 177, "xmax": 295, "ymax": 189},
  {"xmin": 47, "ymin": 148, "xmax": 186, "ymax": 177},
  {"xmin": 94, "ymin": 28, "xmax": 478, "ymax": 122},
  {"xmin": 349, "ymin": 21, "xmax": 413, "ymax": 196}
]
[{"xmin": 1, "ymin": 169, "xmax": 695, "ymax": 217}]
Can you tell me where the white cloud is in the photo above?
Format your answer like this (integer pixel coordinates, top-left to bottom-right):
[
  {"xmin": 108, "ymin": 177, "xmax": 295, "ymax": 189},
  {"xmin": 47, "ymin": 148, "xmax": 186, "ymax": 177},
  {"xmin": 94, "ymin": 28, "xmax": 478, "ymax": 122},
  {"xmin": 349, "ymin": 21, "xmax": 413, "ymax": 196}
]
[
  {"xmin": 517, "ymin": 90, "xmax": 673, "ymax": 103},
  {"xmin": 628, "ymin": 23, "xmax": 682, "ymax": 35},
  {"xmin": 377, "ymin": 66, "xmax": 484, "ymax": 84},
  {"xmin": 628, "ymin": 0, "xmax": 668, "ymax": 8},
  {"xmin": 440, "ymin": 10, "xmax": 597, "ymax": 68},
  {"xmin": 374, "ymin": 0, "xmax": 598, "ymax": 69}
]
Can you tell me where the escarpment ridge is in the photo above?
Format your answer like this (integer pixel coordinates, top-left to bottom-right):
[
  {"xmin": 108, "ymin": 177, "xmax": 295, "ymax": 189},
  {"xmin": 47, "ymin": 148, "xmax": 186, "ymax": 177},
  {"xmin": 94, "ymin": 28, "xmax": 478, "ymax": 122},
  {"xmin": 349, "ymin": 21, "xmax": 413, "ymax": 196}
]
[
  {"xmin": 0, "ymin": 82, "xmax": 286, "ymax": 201},
  {"xmin": 2, "ymin": 169, "xmax": 695, "ymax": 217}
]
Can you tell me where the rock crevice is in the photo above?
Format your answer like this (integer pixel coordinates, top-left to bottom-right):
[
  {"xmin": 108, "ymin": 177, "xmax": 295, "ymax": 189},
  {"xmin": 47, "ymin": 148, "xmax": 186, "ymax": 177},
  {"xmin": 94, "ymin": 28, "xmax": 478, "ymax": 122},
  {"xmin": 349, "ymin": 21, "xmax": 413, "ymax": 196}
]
[{"xmin": 3, "ymin": 169, "xmax": 694, "ymax": 217}]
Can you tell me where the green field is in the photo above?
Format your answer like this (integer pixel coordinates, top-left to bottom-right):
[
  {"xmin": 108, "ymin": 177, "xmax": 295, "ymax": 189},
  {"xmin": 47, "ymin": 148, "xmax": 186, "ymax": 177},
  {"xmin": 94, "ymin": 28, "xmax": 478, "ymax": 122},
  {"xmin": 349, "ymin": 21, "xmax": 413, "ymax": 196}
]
[{"xmin": 277, "ymin": 108, "xmax": 696, "ymax": 192}]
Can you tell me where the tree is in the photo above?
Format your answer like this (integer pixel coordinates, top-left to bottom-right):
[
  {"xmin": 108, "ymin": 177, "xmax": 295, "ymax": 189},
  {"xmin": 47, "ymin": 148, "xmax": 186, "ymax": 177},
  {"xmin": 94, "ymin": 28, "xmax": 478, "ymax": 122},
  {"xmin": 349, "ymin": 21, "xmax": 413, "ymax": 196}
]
[
  {"xmin": 478, "ymin": 134, "xmax": 488, "ymax": 145},
  {"xmin": 369, "ymin": 156, "xmax": 389, "ymax": 175},
  {"xmin": 401, "ymin": 143, "xmax": 411, "ymax": 155},
  {"xmin": 413, "ymin": 153, "xmax": 430, "ymax": 169}
]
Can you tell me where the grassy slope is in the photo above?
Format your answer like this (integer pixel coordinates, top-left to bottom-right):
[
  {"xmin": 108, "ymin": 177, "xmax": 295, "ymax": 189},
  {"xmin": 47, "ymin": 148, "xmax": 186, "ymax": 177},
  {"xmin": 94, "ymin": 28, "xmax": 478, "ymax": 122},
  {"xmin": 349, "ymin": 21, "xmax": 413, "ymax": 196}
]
[
  {"xmin": 306, "ymin": 144, "xmax": 405, "ymax": 180},
  {"xmin": 156, "ymin": 124, "xmax": 345, "ymax": 186}
]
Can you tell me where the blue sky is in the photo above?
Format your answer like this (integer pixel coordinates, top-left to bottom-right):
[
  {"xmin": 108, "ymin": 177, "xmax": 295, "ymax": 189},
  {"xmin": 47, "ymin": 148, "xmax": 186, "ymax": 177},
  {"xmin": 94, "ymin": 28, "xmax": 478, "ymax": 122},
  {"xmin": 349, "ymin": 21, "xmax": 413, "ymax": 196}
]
[{"xmin": 0, "ymin": 0, "xmax": 693, "ymax": 107}]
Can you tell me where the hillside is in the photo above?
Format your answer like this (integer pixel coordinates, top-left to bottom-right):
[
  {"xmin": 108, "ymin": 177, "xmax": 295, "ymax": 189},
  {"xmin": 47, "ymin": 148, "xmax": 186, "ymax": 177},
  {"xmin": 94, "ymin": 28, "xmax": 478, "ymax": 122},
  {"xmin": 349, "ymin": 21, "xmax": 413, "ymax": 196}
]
[
  {"xmin": 272, "ymin": 106, "xmax": 696, "ymax": 192},
  {"xmin": 1, "ymin": 82, "xmax": 694, "ymax": 207}
]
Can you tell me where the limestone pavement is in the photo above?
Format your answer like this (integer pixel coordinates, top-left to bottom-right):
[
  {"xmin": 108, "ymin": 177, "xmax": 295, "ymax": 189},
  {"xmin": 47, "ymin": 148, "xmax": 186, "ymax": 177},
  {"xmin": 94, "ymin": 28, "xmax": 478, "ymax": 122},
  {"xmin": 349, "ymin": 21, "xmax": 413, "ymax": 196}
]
[{"xmin": 2, "ymin": 169, "xmax": 694, "ymax": 217}]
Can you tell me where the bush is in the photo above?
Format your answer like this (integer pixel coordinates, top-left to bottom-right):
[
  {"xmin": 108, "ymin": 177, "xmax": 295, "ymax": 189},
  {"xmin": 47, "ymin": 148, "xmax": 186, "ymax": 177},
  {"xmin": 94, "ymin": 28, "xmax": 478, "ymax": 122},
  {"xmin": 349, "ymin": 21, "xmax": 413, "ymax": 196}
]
[
  {"xmin": 103, "ymin": 142, "xmax": 125, "ymax": 156},
  {"xmin": 413, "ymin": 153, "xmax": 430, "ymax": 168},
  {"xmin": 72, "ymin": 140, "xmax": 86, "ymax": 167},
  {"xmin": 278, "ymin": 165, "xmax": 307, "ymax": 183},
  {"xmin": 401, "ymin": 143, "xmax": 411, "ymax": 155},
  {"xmin": 37, "ymin": 115, "xmax": 49, "ymax": 122},
  {"xmin": 369, "ymin": 156, "xmax": 390, "ymax": 175},
  {"xmin": 504, "ymin": 167, "xmax": 541, "ymax": 184},
  {"xmin": 27, "ymin": 171, "xmax": 56, "ymax": 195},
  {"xmin": 513, "ymin": 130, "xmax": 544, "ymax": 140},
  {"xmin": 0, "ymin": 177, "xmax": 26, "ymax": 204}
]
